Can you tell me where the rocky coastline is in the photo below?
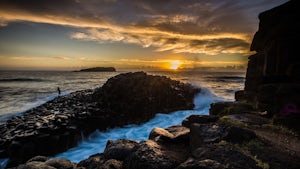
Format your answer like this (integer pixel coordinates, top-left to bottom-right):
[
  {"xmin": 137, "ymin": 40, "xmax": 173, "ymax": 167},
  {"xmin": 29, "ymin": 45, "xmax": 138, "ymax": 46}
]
[
  {"xmin": 2, "ymin": 1, "xmax": 300, "ymax": 169},
  {"xmin": 9, "ymin": 111, "xmax": 300, "ymax": 169},
  {"xmin": 0, "ymin": 72, "xmax": 200, "ymax": 168}
]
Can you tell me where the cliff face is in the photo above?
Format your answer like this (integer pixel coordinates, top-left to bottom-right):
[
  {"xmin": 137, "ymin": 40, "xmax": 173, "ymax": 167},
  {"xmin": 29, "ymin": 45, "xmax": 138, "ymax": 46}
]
[{"xmin": 237, "ymin": 0, "xmax": 300, "ymax": 129}]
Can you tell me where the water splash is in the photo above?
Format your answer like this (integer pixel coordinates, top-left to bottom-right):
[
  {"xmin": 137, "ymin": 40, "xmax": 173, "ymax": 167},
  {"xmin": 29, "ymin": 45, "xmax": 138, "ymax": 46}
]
[{"xmin": 55, "ymin": 87, "xmax": 224, "ymax": 162}]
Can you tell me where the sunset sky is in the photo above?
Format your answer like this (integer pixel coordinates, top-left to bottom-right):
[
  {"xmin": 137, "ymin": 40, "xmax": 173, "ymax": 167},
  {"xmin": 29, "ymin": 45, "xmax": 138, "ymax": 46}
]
[{"xmin": 0, "ymin": 0, "xmax": 288, "ymax": 70}]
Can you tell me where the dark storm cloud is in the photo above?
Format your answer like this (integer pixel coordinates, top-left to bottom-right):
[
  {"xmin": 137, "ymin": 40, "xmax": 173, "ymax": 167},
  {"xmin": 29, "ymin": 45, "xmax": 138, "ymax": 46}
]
[{"xmin": 0, "ymin": 0, "xmax": 288, "ymax": 55}]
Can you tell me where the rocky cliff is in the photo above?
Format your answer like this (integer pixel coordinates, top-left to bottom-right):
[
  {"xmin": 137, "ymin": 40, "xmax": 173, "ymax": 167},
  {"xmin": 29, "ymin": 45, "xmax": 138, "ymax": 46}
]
[{"xmin": 236, "ymin": 0, "xmax": 300, "ymax": 131}]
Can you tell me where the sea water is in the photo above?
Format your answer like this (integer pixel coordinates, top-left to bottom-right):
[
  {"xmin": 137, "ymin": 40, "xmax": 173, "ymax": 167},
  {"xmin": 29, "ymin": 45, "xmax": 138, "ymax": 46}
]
[
  {"xmin": 0, "ymin": 71, "xmax": 120, "ymax": 123},
  {"xmin": 0, "ymin": 70, "xmax": 245, "ymax": 166}
]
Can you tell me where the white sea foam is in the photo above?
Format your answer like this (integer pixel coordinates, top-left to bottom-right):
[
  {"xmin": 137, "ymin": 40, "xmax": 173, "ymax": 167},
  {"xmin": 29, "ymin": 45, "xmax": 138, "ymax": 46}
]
[
  {"xmin": 55, "ymin": 87, "xmax": 224, "ymax": 162},
  {"xmin": 0, "ymin": 158, "xmax": 8, "ymax": 169}
]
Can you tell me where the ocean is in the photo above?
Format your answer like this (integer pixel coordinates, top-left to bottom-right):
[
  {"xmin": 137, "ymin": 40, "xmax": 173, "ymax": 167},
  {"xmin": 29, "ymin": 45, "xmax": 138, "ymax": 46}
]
[{"xmin": 0, "ymin": 70, "xmax": 245, "ymax": 167}]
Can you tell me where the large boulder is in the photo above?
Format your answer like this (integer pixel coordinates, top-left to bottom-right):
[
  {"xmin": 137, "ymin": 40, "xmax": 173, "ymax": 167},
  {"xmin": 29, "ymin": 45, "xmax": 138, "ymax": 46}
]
[
  {"xmin": 15, "ymin": 157, "xmax": 74, "ymax": 169},
  {"xmin": 127, "ymin": 140, "xmax": 188, "ymax": 169},
  {"xmin": 189, "ymin": 123, "xmax": 226, "ymax": 149},
  {"xmin": 176, "ymin": 158, "xmax": 225, "ymax": 169},
  {"xmin": 182, "ymin": 115, "xmax": 219, "ymax": 128},
  {"xmin": 149, "ymin": 126, "xmax": 190, "ymax": 143},
  {"xmin": 93, "ymin": 72, "xmax": 200, "ymax": 124},
  {"xmin": 103, "ymin": 139, "xmax": 138, "ymax": 161},
  {"xmin": 209, "ymin": 102, "xmax": 253, "ymax": 116},
  {"xmin": 77, "ymin": 154, "xmax": 105, "ymax": 169},
  {"xmin": 191, "ymin": 144, "xmax": 261, "ymax": 169}
]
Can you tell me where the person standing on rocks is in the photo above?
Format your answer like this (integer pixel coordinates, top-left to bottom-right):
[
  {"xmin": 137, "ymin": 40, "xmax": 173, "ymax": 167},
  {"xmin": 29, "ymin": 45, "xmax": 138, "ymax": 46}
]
[{"xmin": 57, "ymin": 87, "xmax": 61, "ymax": 95}]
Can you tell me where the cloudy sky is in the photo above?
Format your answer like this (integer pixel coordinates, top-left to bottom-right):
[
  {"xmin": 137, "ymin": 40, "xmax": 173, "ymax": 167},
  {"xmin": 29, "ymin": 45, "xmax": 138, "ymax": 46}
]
[{"xmin": 0, "ymin": 0, "xmax": 288, "ymax": 70}]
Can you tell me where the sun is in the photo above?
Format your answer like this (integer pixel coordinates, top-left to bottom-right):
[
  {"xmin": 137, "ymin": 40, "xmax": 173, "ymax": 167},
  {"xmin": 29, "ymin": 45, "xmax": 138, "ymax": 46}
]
[{"xmin": 169, "ymin": 60, "xmax": 181, "ymax": 70}]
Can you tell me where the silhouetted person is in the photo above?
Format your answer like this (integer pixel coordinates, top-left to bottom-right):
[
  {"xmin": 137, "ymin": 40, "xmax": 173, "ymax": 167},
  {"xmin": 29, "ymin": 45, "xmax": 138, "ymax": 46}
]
[{"xmin": 57, "ymin": 87, "xmax": 61, "ymax": 95}]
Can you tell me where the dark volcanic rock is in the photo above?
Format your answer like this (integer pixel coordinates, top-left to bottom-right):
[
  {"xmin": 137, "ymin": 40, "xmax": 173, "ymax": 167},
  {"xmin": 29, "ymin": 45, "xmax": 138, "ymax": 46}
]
[
  {"xmin": 15, "ymin": 157, "xmax": 74, "ymax": 169},
  {"xmin": 44, "ymin": 158, "xmax": 74, "ymax": 169},
  {"xmin": 78, "ymin": 156, "xmax": 123, "ymax": 169},
  {"xmin": 176, "ymin": 158, "xmax": 225, "ymax": 169},
  {"xmin": 223, "ymin": 126, "xmax": 256, "ymax": 144},
  {"xmin": 1, "ymin": 72, "xmax": 200, "ymax": 167},
  {"xmin": 77, "ymin": 154, "xmax": 105, "ymax": 169},
  {"xmin": 149, "ymin": 127, "xmax": 174, "ymax": 142},
  {"xmin": 182, "ymin": 115, "xmax": 219, "ymax": 127},
  {"xmin": 236, "ymin": 0, "xmax": 300, "ymax": 131},
  {"xmin": 189, "ymin": 123, "xmax": 226, "ymax": 150},
  {"xmin": 93, "ymin": 72, "xmax": 200, "ymax": 124},
  {"xmin": 190, "ymin": 120, "xmax": 257, "ymax": 149},
  {"xmin": 192, "ymin": 144, "xmax": 261, "ymax": 169},
  {"xmin": 26, "ymin": 156, "xmax": 49, "ymax": 163},
  {"xmin": 149, "ymin": 126, "xmax": 190, "ymax": 143},
  {"xmin": 100, "ymin": 159, "xmax": 123, "ymax": 169},
  {"xmin": 104, "ymin": 139, "xmax": 138, "ymax": 161},
  {"xmin": 16, "ymin": 161, "xmax": 56, "ymax": 169},
  {"xmin": 209, "ymin": 102, "xmax": 253, "ymax": 116},
  {"xmin": 127, "ymin": 140, "xmax": 187, "ymax": 169}
]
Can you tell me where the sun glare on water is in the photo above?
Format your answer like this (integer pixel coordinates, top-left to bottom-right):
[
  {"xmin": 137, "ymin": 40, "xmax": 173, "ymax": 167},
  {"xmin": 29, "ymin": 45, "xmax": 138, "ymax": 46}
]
[{"xmin": 170, "ymin": 60, "xmax": 181, "ymax": 70}]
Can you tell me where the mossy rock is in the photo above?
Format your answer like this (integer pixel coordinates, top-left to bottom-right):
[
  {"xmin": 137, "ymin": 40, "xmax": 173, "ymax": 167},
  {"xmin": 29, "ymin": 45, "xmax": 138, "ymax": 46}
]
[{"xmin": 210, "ymin": 102, "xmax": 253, "ymax": 116}]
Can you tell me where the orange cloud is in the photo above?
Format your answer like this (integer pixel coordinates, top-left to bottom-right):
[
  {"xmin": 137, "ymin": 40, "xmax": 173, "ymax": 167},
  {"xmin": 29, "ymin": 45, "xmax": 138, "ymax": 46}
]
[{"xmin": 0, "ymin": 0, "xmax": 285, "ymax": 62}]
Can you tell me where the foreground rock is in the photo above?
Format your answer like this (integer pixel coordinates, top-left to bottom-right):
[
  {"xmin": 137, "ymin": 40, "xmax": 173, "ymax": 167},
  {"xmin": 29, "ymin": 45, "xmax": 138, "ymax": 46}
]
[
  {"xmin": 13, "ymin": 113, "xmax": 300, "ymax": 169},
  {"xmin": 0, "ymin": 72, "xmax": 200, "ymax": 167}
]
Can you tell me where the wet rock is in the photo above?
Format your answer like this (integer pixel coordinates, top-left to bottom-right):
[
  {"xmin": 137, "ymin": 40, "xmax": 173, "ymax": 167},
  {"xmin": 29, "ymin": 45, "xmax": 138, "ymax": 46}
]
[
  {"xmin": 26, "ymin": 156, "xmax": 49, "ymax": 163},
  {"xmin": 210, "ymin": 102, "xmax": 253, "ymax": 116},
  {"xmin": 224, "ymin": 126, "xmax": 256, "ymax": 144},
  {"xmin": 235, "ymin": 90, "xmax": 256, "ymax": 103},
  {"xmin": 149, "ymin": 126, "xmax": 190, "ymax": 143},
  {"xmin": 149, "ymin": 127, "xmax": 174, "ymax": 141},
  {"xmin": 77, "ymin": 154, "xmax": 123, "ymax": 169},
  {"xmin": 127, "ymin": 140, "xmax": 185, "ymax": 169},
  {"xmin": 94, "ymin": 72, "xmax": 200, "ymax": 124},
  {"xmin": 192, "ymin": 144, "xmax": 261, "ymax": 169},
  {"xmin": 176, "ymin": 158, "xmax": 225, "ymax": 169},
  {"xmin": 104, "ymin": 139, "xmax": 138, "ymax": 161},
  {"xmin": 165, "ymin": 126, "xmax": 190, "ymax": 143},
  {"xmin": 190, "ymin": 123, "xmax": 226, "ymax": 149},
  {"xmin": 16, "ymin": 161, "xmax": 56, "ymax": 169},
  {"xmin": 246, "ymin": 139, "xmax": 300, "ymax": 169},
  {"xmin": 77, "ymin": 154, "xmax": 105, "ymax": 169},
  {"xmin": 100, "ymin": 159, "xmax": 123, "ymax": 169},
  {"xmin": 14, "ymin": 157, "xmax": 74, "ymax": 169},
  {"xmin": 182, "ymin": 115, "xmax": 219, "ymax": 127},
  {"xmin": 45, "ymin": 158, "xmax": 74, "ymax": 169},
  {"xmin": 222, "ymin": 113, "xmax": 270, "ymax": 126}
]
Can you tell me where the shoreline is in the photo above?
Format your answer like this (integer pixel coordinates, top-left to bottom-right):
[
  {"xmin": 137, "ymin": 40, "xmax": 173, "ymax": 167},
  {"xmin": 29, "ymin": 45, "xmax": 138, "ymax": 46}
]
[
  {"xmin": 0, "ymin": 91, "xmax": 74, "ymax": 125},
  {"xmin": 0, "ymin": 72, "xmax": 200, "ymax": 167},
  {"xmin": 7, "ymin": 107, "xmax": 300, "ymax": 169}
]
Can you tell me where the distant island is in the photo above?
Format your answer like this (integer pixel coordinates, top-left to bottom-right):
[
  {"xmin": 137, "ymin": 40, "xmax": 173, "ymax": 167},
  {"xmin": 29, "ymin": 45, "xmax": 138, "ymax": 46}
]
[{"xmin": 77, "ymin": 67, "xmax": 116, "ymax": 72}]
